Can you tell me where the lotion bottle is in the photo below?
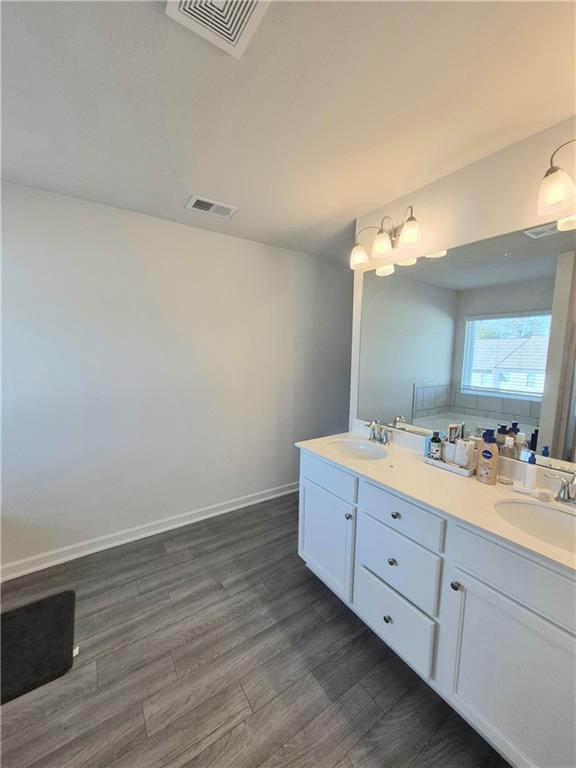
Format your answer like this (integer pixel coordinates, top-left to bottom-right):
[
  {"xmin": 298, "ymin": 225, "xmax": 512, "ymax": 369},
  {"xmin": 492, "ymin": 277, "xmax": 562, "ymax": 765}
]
[{"xmin": 477, "ymin": 429, "xmax": 499, "ymax": 485}]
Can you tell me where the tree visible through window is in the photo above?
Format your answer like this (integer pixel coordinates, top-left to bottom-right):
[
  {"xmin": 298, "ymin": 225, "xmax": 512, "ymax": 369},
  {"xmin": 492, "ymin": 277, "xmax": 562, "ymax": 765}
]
[{"xmin": 461, "ymin": 314, "xmax": 551, "ymax": 399}]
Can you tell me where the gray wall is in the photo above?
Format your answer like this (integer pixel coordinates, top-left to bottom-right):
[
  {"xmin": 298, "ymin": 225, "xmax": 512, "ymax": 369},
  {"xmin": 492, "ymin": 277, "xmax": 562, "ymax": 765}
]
[
  {"xmin": 2, "ymin": 183, "xmax": 352, "ymax": 571},
  {"xmin": 358, "ymin": 272, "xmax": 457, "ymax": 422}
]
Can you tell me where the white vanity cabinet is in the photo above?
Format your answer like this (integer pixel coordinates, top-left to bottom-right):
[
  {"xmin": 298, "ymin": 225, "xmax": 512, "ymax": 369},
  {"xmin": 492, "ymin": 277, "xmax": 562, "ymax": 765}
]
[
  {"xmin": 440, "ymin": 565, "xmax": 576, "ymax": 768},
  {"xmin": 297, "ymin": 447, "xmax": 576, "ymax": 768},
  {"xmin": 298, "ymin": 454, "xmax": 358, "ymax": 602},
  {"xmin": 353, "ymin": 481, "xmax": 444, "ymax": 680}
]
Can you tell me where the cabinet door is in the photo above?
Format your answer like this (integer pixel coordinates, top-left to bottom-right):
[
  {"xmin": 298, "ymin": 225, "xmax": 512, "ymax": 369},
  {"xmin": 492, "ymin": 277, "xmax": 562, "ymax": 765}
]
[
  {"xmin": 298, "ymin": 478, "xmax": 356, "ymax": 602},
  {"xmin": 442, "ymin": 566, "xmax": 576, "ymax": 768}
]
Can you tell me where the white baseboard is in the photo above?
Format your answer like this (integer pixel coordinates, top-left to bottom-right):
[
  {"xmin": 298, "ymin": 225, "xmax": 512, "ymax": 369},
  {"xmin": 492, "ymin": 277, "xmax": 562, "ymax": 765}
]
[{"xmin": 1, "ymin": 482, "xmax": 299, "ymax": 582}]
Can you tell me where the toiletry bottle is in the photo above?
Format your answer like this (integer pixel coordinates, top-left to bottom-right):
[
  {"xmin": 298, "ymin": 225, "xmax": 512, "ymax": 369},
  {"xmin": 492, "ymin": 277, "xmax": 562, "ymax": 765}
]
[
  {"xmin": 496, "ymin": 425, "xmax": 508, "ymax": 449},
  {"xmin": 523, "ymin": 451, "xmax": 538, "ymax": 490},
  {"xmin": 514, "ymin": 432, "xmax": 526, "ymax": 460},
  {"xmin": 498, "ymin": 436, "xmax": 515, "ymax": 485},
  {"xmin": 530, "ymin": 429, "xmax": 539, "ymax": 452},
  {"xmin": 430, "ymin": 431, "xmax": 442, "ymax": 459},
  {"xmin": 477, "ymin": 429, "xmax": 499, "ymax": 485},
  {"xmin": 542, "ymin": 445, "xmax": 550, "ymax": 457},
  {"xmin": 510, "ymin": 422, "xmax": 519, "ymax": 436}
]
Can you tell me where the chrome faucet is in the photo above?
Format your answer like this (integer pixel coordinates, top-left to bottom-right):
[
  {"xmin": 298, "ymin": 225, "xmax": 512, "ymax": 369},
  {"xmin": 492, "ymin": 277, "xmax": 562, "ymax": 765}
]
[
  {"xmin": 391, "ymin": 415, "xmax": 407, "ymax": 429},
  {"xmin": 366, "ymin": 420, "xmax": 392, "ymax": 445},
  {"xmin": 545, "ymin": 472, "xmax": 576, "ymax": 505}
]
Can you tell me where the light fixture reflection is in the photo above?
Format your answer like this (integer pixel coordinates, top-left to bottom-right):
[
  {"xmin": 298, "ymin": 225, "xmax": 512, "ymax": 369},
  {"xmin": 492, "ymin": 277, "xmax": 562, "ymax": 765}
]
[
  {"xmin": 425, "ymin": 249, "xmax": 447, "ymax": 259},
  {"xmin": 398, "ymin": 258, "xmax": 417, "ymax": 266},
  {"xmin": 375, "ymin": 264, "xmax": 395, "ymax": 277}
]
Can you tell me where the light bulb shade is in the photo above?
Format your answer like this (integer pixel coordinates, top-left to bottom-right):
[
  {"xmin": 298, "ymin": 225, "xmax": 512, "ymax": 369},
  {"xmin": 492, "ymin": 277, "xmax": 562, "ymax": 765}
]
[
  {"xmin": 425, "ymin": 249, "xmax": 447, "ymax": 259},
  {"xmin": 398, "ymin": 258, "xmax": 417, "ymax": 266},
  {"xmin": 537, "ymin": 167, "xmax": 576, "ymax": 216},
  {"xmin": 349, "ymin": 244, "xmax": 369, "ymax": 270},
  {"xmin": 371, "ymin": 230, "xmax": 392, "ymax": 260},
  {"xmin": 375, "ymin": 264, "xmax": 395, "ymax": 277},
  {"xmin": 398, "ymin": 215, "xmax": 422, "ymax": 249},
  {"xmin": 557, "ymin": 214, "xmax": 576, "ymax": 232}
]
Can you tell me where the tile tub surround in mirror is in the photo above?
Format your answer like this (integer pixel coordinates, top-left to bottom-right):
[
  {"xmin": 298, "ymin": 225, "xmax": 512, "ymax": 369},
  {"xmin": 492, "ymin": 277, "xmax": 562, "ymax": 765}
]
[
  {"xmin": 412, "ymin": 381, "xmax": 540, "ymax": 438},
  {"xmin": 357, "ymin": 225, "xmax": 576, "ymax": 462}
]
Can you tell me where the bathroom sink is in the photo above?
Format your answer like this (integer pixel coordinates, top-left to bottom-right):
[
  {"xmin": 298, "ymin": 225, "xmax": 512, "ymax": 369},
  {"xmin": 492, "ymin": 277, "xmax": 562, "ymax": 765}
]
[
  {"xmin": 324, "ymin": 439, "xmax": 387, "ymax": 461},
  {"xmin": 494, "ymin": 498, "xmax": 576, "ymax": 551}
]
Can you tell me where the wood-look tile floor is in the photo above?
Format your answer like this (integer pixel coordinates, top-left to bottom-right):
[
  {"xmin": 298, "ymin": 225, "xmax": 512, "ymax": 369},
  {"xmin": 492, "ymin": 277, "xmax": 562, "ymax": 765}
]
[{"xmin": 1, "ymin": 493, "xmax": 511, "ymax": 768}]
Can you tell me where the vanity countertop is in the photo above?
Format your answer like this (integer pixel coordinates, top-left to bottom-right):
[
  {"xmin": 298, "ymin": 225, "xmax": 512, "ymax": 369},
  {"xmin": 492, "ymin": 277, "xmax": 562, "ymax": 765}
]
[{"xmin": 296, "ymin": 432, "xmax": 576, "ymax": 572}]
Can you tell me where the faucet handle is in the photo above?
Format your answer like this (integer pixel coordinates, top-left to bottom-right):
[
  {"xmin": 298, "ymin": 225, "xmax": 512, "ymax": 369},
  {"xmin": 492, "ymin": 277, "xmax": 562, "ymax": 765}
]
[{"xmin": 545, "ymin": 472, "xmax": 576, "ymax": 502}]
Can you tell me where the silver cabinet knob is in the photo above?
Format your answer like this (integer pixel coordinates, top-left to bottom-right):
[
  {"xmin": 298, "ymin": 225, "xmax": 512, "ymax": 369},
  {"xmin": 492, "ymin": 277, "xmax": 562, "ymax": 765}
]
[
  {"xmin": 383, "ymin": 615, "xmax": 393, "ymax": 624},
  {"xmin": 391, "ymin": 511, "xmax": 401, "ymax": 520},
  {"xmin": 387, "ymin": 558, "xmax": 397, "ymax": 567},
  {"xmin": 344, "ymin": 512, "xmax": 353, "ymax": 520},
  {"xmin": 450, "ymin": 581, "xmax": 462, "ymax": 591}
]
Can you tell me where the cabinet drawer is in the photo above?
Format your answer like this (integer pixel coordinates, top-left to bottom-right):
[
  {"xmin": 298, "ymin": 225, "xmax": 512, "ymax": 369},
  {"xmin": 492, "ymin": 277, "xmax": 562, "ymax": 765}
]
[
  {"xmin": 300, "ymin": 452, "xmax": 358, "ymax": 504},
  {"xmin": 357, "ymin": 511, "xmax": 441, "ymax": 616},
  {"xmin": 354, "ymin": 564, "xmax": 436, "ymax": 679},
  {"xmin": 358, "ymin": 482, "xmax": 444, "ymax": 552},
  {"xmin": 452, "ymin": 525, "xmax": 576, "ymax": 634}
]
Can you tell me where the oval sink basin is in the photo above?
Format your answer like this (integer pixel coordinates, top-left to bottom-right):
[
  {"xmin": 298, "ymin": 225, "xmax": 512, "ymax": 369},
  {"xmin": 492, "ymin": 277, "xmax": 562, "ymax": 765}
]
[
  {"xmin": 494, "ymin": 498, "xmax": 576, "ymax": 552},
  {"xmin": 324, "ymin": 439, "xmax": 387, "ymax": 461}
]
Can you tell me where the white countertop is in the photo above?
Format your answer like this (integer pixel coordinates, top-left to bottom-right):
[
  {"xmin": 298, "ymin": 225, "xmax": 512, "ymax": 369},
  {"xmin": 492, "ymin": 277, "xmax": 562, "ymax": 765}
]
[{"xmin": 296, "ymin": 432, "xmax": 576, "ymax": 573}]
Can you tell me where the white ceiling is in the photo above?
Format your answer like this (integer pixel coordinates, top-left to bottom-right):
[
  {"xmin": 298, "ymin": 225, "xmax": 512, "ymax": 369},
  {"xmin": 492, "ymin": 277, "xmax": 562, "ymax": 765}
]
[
  {"xmin": 385, "ymin": 227, "xmax": 576, "ymax": 291},
  {"xmin": 2, "ymin": 1, "xmax": 575, "ymax": 261}
]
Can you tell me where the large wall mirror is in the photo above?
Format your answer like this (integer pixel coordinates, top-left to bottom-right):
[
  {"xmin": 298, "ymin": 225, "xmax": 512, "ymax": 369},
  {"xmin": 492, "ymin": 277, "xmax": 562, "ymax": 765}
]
[{"xmin": 357, "ymin": 225, "xmax": 576, "ymax": 463}]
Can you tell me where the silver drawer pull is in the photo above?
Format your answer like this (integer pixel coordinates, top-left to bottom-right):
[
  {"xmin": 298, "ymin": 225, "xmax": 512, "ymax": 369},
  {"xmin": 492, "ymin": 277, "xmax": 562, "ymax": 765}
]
[
  {"xmin": 383, "ymin": 615, "xmax": 393, "ymax": 624},
  {"xmin": 450, "ymin": 581, "xmax": 462, "ymax": 592},
  {"xmin": 391, "ymin": 511, "xmax": 401, "ymax": 520},
  {"xmin": 344, "ymin": 512, "xmax": 353, "ymax": 520},
  {"xmin": 387, "ymin": 558, "xmax": 397, "ymax": 567}
]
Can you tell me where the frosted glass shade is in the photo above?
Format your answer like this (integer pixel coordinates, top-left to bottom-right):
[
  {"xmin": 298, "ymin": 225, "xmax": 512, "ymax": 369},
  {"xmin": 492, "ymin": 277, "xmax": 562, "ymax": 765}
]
[
  {"xmin": 398, "ymin": 216, "xmax": 422, "ymax": 249},
  {"xmin": 537, "ymin": 167, "xmax": 576, "ymax": 216},
  {"xmin": 398, "ymin": 258, "xmax": 417, "ymax": 266},
  {"xmin": 375, "ymin": 264, "xmax": 395, "ymax": 277},
  {"xmin": 371, "ymin": 230, "xmax": 392, "ymax": 260},
  {"xmin": 557, "ymin": 214, "xmax": 576, "ymax": 232},
  {"xmin": 350, "ymin": 244, "xmax": 369, "ymax": 270},
  {"xmin": 425, "ymin": 249, "xmax": 447, "ymax": 259}
]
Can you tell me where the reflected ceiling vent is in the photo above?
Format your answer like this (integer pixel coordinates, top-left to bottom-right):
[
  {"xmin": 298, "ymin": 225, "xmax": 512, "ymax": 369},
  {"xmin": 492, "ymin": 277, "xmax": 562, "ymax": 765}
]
[
  {"xmin": 165, "ymin": 1, "xmax": 269, "ymax": 58},
  {"xmin": 184, "ymin": 195, "xmax": 238, "ymax": 218},
  {"xmin": 523, "ymin": 222, "xmax": 559, "ymax": 240}
]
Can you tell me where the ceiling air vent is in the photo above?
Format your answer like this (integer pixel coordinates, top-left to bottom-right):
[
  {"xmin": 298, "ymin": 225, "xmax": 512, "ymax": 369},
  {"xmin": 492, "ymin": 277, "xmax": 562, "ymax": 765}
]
[
  {"xmin": 165, "ymin": 1, "xmax": 269, "ymax": 58},
  {"xmin": 523, "ymin": 222, "xmax": 559, "ymax": 240},
  {"xmin": 185, "ymin": 195, "xmax": 238, "ymax": 219}
]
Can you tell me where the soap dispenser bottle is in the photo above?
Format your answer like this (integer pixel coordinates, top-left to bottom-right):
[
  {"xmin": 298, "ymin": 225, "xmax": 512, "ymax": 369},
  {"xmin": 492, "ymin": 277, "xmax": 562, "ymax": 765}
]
[{"xmin": 477, "ymin": 429, "xmax": 499, "ymax": 485}]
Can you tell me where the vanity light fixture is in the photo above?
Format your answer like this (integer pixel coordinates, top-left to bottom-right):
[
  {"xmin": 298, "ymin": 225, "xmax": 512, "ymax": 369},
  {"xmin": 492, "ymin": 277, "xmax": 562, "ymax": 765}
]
[
  {"xmin": 537, "ymin": 139, "xmax": 576, "ymax": 217},
  {"xmin": 349, "ymin": 243, "xmax": 370, "ymax": 270},
  {"xmin": 349, "ymin": 207, "xmax": 422, "ymax": 270},
  {"xmin": 397, "ymin": 206, "xmax": 422, "ymax": 249},
  {"xmin": 557, "ymin": 214, "xmax": 576, "ymax": 232},
  {"xmin": 425, "ymin": 249, "xmax": 447, "ymax": 259},
  {"xmin": 398, "ymin": 258, "xmax": 418, "ymax": 266}
]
